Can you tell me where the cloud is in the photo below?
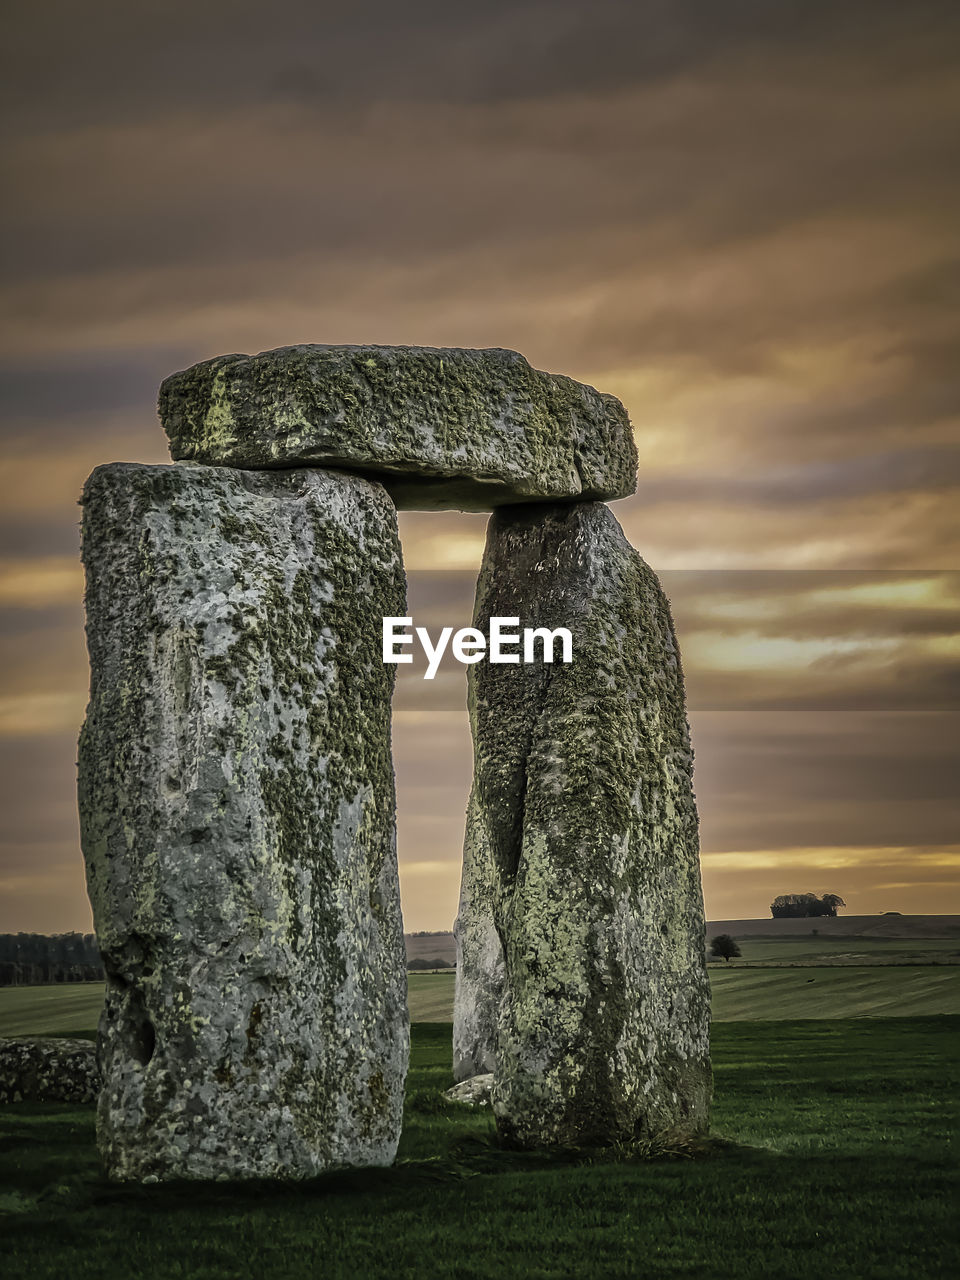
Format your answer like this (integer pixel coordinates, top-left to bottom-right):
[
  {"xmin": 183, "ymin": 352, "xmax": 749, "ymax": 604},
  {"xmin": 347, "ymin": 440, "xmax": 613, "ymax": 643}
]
[
  {"xmin": 693, "ymin": 710, "xmax": 960, "ymax": 855},
  {"xmin": 1, "ymin": 0, "xmax": 958, "ymax": 928},
  {"xmin": 638, "ymin": 448, "xmax": 960, "ymax": 507},
  {"xmin": 0, "ymin": 694, "xmax": 85, "ymax": 737},
  {"xmin": 701, "ymin": 846, "xmax": 960, "ymax": 922},
  {"xmin": 386, "ymin": 569, "xmax": 960, "ymax": 709},
  {"xmin": 701, "ymin": 846, "xmax": 960, "ymax": 872},
  {"xmin": 397, "ymin": 517, "xmax": 489, "ymax": 572},
  {"xmin": 0, "ymin": 558, "xmax": 82, "ymax": 608},
  {"xmin": 6, "ymin": 2, "xmax": 948, "ymax": 128}
]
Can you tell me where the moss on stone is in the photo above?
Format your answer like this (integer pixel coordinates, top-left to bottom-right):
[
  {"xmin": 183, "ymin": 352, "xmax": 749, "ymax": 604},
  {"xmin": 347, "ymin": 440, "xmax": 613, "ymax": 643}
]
[
  {"xmin": 459, "ymin": 501, "xmax": 711, "ymax": 1150},
  {"xmin": 78, "ymin": 462, "xmax": 408, "ymax": 1181},
  {"xmin": 158, "ymin": 345, "xmax": 637, "ymax": 510}
]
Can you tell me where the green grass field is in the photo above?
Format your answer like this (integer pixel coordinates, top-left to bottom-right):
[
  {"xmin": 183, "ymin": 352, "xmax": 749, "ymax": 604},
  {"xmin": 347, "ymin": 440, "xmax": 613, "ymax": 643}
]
[
  {"xmin": 408, "ymin": 968, "xmax": 960, "ymax": 1022},
  {"xmin": 708, "ymin": 964, "xmax": 960, "ymax": 1018},
  {"xmin": 715, "ymin": 936, "xmax": 960, "ymax": 964},
  {"xmin": 1, "ymin": 1017, "xmax": 957, "ymax": 1278},
  {"xmin": 0, "ymin": 985, "xmax": 106, "ymax": 1038},
  {"xmin": 3, "ymin": 964, "xmax": 958, "ymax": 1040}
]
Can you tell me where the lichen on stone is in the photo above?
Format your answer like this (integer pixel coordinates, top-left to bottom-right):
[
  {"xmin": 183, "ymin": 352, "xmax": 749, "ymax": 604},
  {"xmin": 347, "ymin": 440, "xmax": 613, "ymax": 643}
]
[
  {"xmin": 157, "ymin": 345, "xmax": 638, "ymax": 511},
  {"xmin": 78, "ymin": 462, "xmax": 408, "ymax": 1181},
  {"xmin": 0, "ymin": 1037, "xmax": 100, "ymax": 1103},
  {"xmin": 456, "ymin": 501, "xmax": 712, "ymax": 1148}
]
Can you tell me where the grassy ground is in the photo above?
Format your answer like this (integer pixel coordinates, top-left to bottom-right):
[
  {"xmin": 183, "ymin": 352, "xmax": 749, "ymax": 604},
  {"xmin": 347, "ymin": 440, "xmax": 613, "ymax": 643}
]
[
  {"xmin": 0, "ymin": 985, "xmax": 105, "ymax": 1038},
  {"xmin": 405, "ymin": 922, "xmax": 960, "ymax": 969},
  {"xmin": 408, "ymin": 968, "xmax": 960, "ymax": 1021},
  {"xmin": 4, "ymin": 964, "xmax": 958, "ymax": 1039},
  {"xmin": 708, "ymin": 964, "xmax": 960, "ymax": 1018},
  {"xmin": 718, "ymin": 937, "xmax": 960, "ymax": 964},
  {"xmin": 407, "ymin": 973, "xmax": 459, "ymax": 1022},
  {"xmin": 1, "ymin": 1017, "xmax": 957, "ymax": 1278}
]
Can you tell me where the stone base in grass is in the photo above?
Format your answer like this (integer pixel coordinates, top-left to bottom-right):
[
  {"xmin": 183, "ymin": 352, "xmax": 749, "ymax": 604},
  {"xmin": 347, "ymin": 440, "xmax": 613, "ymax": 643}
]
[
  {"xmin": 0, "ymin": 1037, "xmax": 100, "ymax": 1103},
  {"xmin": 444, "ymin": 1073, "xmax": 494, "ymax": 1107}
]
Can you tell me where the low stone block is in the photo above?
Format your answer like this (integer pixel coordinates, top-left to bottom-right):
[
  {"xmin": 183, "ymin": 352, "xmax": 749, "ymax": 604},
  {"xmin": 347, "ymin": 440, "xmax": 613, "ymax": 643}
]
[
  {"xmin": 78, "ymin": 462, "xmax": 408, "ymax": 1180},
  {"xmin": 444, "ymin": 1073, "xmax": 493, "ymax": 1107},
  {"xmin": 158, "ymin": 345, "xmax": 637, "ymax": 510},
  {"xmin": 0, "ymin": 1037, "xmax": 100, "ymax": 1103}
]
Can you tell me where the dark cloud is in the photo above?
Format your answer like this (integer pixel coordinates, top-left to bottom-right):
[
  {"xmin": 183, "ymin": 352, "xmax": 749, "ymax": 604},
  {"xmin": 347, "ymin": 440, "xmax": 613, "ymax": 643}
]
[
  {"xmin": 685, "ymin": 661, "xmax": 960, "ymax": 713},
  {"xmin": 662, "ymin": 570, "xmax": 960, "ymax": 636},
  {"xmin": 0, "ymin": 613, "xmax": 86, "ymax": 693},
  {"xmin": 0, "ymin": 602, "xmax": 82, "ymax": 640},
  {"xmin": 1, "ymin": 0, "xmax": 958, "ymax": 927},
  {"xmin": 6, "ymin": 1, "xmax": 954, "ymax": 132},
  {"xmin": 639, "ymin": 450, "xmax": 960, "ymax": 507},
  {"xmin": 0, "ymin": 737, "xmax": 79, "ymax": 852},
  {"xmin": 693, "ymin": 711, "xmax": 960, "ymax": 852},
  {"xmin": 0, "ymin": 519, "xmax": 82, "ymax": 559},
  {"xmin": 4, "ymin": 0, "xmax": 958, "ymax": 294},
  {"xmin": 389, "ymin": 570, "xmax": 960, "ymax": 710},
  {"xmin": 0, "ymin": 350, "xmax": 187, "ymax": 434}
]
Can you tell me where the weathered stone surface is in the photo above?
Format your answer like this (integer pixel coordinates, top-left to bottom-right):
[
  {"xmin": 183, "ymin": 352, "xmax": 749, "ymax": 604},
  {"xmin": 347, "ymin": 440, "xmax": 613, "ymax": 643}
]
[
  {"xmin": 453, "ymin": 790, "xmax": 503, "ymax": 1081},
  {"xmin": 459, "ymin": 501, "xmax": 711, "ymax": 1148},
  {"xmin": 158, "ymin": 345, "xmax": 637, "ymax": 511},
  {"xmin": 78, "ymin": 462, "xmax": 408, "ymax": 1181},
  {"xmin": 0, "ymin": 1037, "xmax": 100, "ymax": 1103},
  {"xmin": 444, "ymin": 1073, "xmax": 493, "ymax": 1107}
]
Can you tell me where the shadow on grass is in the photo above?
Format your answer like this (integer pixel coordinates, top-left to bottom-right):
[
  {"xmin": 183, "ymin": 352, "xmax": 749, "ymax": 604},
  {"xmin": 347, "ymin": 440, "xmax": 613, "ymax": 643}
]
[
  {"xmin": 4, "ymin": 1021, "xmax": 957, "ymax": 1280},
  {"xmin": 0, "ymin": 1104, "xmax": 764, "ymax": 1220}
]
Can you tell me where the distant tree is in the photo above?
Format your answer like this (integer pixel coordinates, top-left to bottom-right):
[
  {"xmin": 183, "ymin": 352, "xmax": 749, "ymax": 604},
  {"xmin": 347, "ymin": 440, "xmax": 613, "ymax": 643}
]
[
  {"xmin": 0, "ymin": 932, "xmax": 103, "ymax": 986},
  {"xmin": 771, "ymin": 893, "xmax": 846, "ymax": 919},
  {"xmin": 816, "ymin": 893, "xmax": 846, "ymax": 917},
  {"xmin": 771, "ymin": 893, "xmax": 818, "ymax": 918},
  {"xmin": 710, "ymin": 934, "xmax": 741, "ymax": 962}
]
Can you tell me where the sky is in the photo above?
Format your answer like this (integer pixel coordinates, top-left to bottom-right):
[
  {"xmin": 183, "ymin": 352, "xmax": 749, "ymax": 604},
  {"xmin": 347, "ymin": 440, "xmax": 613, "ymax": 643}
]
[{"xmin": 1, "ymin": 0, "xmax": 958, "ymax": 932}]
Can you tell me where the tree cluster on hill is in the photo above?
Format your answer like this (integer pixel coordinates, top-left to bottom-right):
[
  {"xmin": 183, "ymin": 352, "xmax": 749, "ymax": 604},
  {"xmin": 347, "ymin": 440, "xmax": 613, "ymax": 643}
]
[
  {"xmin": 406, "ymin": 957, "xmax": 454, "ymax": 971},
  {"xmin": 0, "ymin": 933, "xmax": 104, "ymax": 986},
  {"xmin": 770, "ymin": 893, "xmax": 846, "ymax": 919}
]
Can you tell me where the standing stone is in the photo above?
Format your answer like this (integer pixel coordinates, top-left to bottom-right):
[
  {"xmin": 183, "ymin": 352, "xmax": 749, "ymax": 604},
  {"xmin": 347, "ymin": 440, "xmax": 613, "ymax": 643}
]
[
  {"xmin": 460, "ymin": 501, "xmax": 711, "ymax": 1148},
  {"xmin": 78, "ymin": 462, "xmax": 408, "ymax": 1180},
  {"xmin": 158, "ymin": 345, "xmax": 638, "ymax": 511}
]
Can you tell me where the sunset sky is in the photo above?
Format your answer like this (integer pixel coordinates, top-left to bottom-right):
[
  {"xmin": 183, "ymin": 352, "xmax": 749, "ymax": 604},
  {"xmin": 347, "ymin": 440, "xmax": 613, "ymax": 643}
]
[{"xmin": 1, "ymin": 0, "xmax": 958, "ymax": 932}]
